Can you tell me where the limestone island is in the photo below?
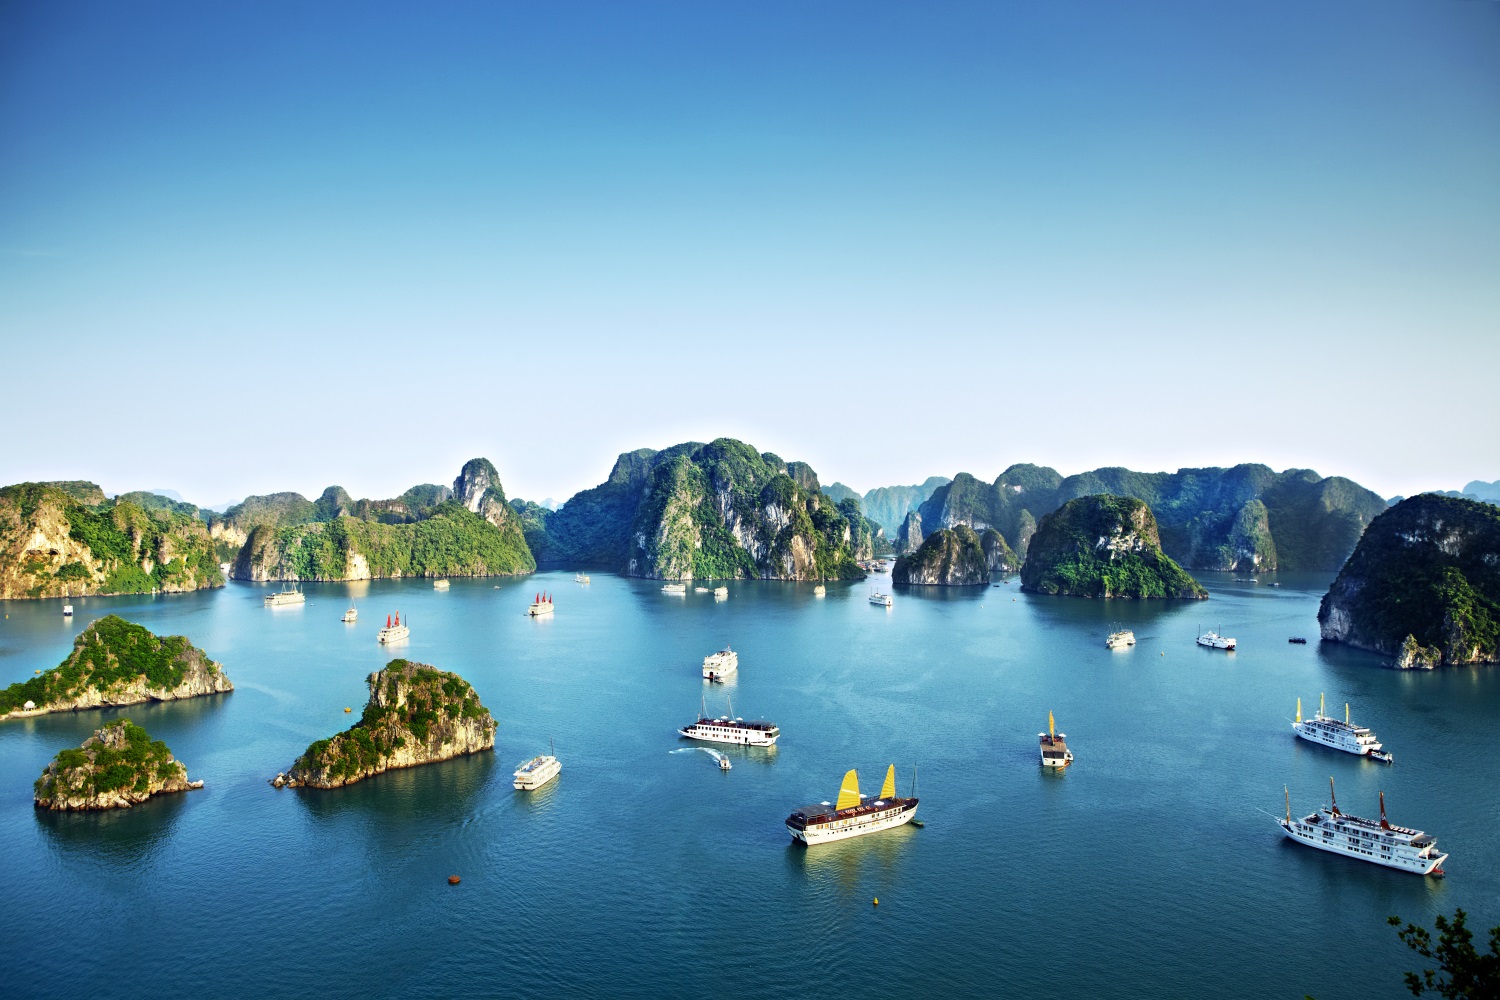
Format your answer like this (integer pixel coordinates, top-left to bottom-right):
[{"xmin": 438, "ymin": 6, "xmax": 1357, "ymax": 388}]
[
  {"xmin": 0, "ymin": 615, "xmax": 233, "ymax": 721},
  {"xmin": 275, "ymin": 660, "xmax": 495, "ymax": 789},
  {"xmin": 35, "ymin": 719, "xmax": 203, "ymax": 811},
  {"xmin": 1020, "ymin": 495, "xmax": 1208, "ymax": 599},
  {"xmin": 893, "ymin": 526, "xmax": 990, "ymax": 585},
  {"xmin": 1319, "ymin": 494, "xmax": 1500, "ymax": 669}
]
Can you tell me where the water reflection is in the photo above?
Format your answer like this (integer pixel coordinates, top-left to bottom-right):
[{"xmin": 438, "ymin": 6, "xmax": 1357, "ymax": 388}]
[
  {"xmin": 294, "ymin": 751, "xmax": 498, "ymax": 825},
  {"xmin": 785, "ymin": 825, "xmax": 917, "ymax": 897},
  {"xmin": 36, "ymin": 791, "xmax": 190, "ymax": 865}
]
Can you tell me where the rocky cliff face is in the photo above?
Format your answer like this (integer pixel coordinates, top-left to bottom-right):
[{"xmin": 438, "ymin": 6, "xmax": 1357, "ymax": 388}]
[
  {"xmin": 981, "ymin": 528, "xmax": 1021, "ymax": 573},
  {"xmin": 916, "ymin": 463, "xmax": 1385, "ymax": 574},
  {"xmin": 1020, "ymin": 495, "xmax": 1207, "ymax": 599},
  {"xmin": 231, "ymin": 460, "xmax": 534, "ymax": 582},
  {"xmin": 1, "ymin": 615, "xmax": 233, "ymax": 720},
  {"xmin": 279, "ymin": 660, "xmax": 495, "ymax": 789},
  {"xmin": 536, "ymin": 439, "xmax": 868, "ymax": 581},
  {"xmin": 897, "ymin": 511, "xmax": 923, "ymax": 553},
  {"xmin": 1318, "ymin": 494, "xmax": 1500, "ymax": 668},
  {"xmin": 861, "ymin": 477, "xmax": 951, "ymax": 535},
  {"xmin": 34, "ymin": 719, "xmax": 202, "ymax": 811},
  {"xmin": 0, "ymin": 483, "xmax": 224, "ymax": 600},
  {"xmin": 893, "ymin": 526, "xmax": 989, "ymax": 586}
]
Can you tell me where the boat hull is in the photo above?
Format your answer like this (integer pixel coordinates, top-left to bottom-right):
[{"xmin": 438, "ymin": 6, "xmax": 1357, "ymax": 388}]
[
  {"xmin": 377, "ymin": 626, "xmax": 410, "ymax": 643},
  {"xmin": 679, "ymin": 728, "xmax": 777, "ymax": 747},
  {"xmin": 527, "ymin": 604, "xmax": 554, "ymax": 616},
  {"xmin": 1279, "ymin": 821, "xmax": 1446, "ymax": 875},
  {"xmin": 513, "ymin": 758, "xmax": 561, "ymax": 790},
  {"xmin": 789, "ymin": 801, "xmax": 917, "ymax": 845}
]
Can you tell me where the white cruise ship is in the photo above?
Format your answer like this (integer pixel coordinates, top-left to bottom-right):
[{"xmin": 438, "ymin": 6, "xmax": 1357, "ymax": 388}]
[
  {"xmin": 264, "ymin": 584, "xmax": 305, "ymax": 607},
  {"xmin": 661, "ymin": 582, "xmax": 687, "ymax": 594},
  {"xmin": 433, "ymin": 579, "xmax": 450, "ymax": 590},
  {"xmin": 1278, "ymin": 781, "xmax": 1446, "ymax": 876},
  {"xmin": 1197, "ymin": 628, "xmax": 1235, "ymax": 650},
  {"xmin": 341, "ymin": 605, "xmax": 358, "ymax": 623},
  {"xmin": 1039, "ymin": 711, "xmax": 1073, "ymax": 768},
  {"xmin": 377, "ymin": 612, "xmax": 409, "ymax": 644},
  {"xmin": 679, "ymin": 698, "xmax": 779, "ymax": 746},
  {"xmin": 786, "ymin": 765, "xmax": 918, "ymax": 846},
  {"xmin": 1106, "ymin": 629, "xmax": 1135, "ymax": 649},
  {"xmin": 869, "ymin": 590, "xmax": 893, "ymax": 607},
  {"xmin": 713, "ymin": 586, "xmax": 728, "ymax": 599},
  {"xmin": 813, "ymin": 585, "xmax": 826, "ymax": 598},
  {"xmin": 528, "ymin": 592, "xmax": 554, "ymax": 616},
  {"xmin": 1293, "ymin": 694, "xmax": 1392, "ymax": 763},
  {"xmin": 702, "ymin": 646, "xmax": 737, "ymax": 681},
  {"xmin": 513, "ymin": 744, "xmax": 561, "ymax": 790}
]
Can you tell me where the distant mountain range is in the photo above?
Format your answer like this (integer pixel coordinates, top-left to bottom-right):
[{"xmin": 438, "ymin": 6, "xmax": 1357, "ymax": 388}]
[{"xmin": 821, "ymin": 477, "xmax": 950, "ymax": 535}]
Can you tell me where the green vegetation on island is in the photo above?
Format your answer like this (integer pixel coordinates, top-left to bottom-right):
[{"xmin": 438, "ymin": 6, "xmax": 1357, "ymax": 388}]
[
  {"xmin": 1020, "ymin": 495, "xmax": 1208, "ymax": 599},
  {"xmin": 0, "ymin": 615, "xmax": 232, "ymax": 719},
  {"xmin": 914, "ymin": 463, "xmax": 1386, "ymax": 574},
  {"xmin": 230, "ymin": 458, "xmax": 535, "ymax": 581},
  {"xmin": 34, "ymin": 719, "xmax": 201, "ymax": 811},
  {"xmin": 528, "ymin": 439, "xmax": 873, "ymax": 580},
  {"xmin": 893, "ymin": 526, "xmax": 989, "ymax": 586},
  {"xmin": 1318, "ymin": 494, "xmax": 1500, "ymax": 668},
  {"xmin": 280, "ymin": 660, "xmax": 495, "ymax": 789},
  {"xmin": 0, "ymin": 482, "xmax": 224, "ymax": 599}
]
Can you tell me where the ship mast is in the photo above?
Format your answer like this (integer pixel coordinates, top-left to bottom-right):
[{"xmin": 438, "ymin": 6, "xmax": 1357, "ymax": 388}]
[
  {"xmin": 1284, "ymin": 786, "xmax": 1291, "ymax": 824},
  {"xmin": 1379, "ymin": 791, "xmax": 1390, "ymax": 830},
  {"xmin": 1329, "ymin": 776, "xmax": 1340, "ymax": 816}
]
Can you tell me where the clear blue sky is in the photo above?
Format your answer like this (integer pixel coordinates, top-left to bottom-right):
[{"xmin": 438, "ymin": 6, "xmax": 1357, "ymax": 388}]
[{"xmin": 2, "ymin": 1, "xmax": 1495, "ymax": 506}]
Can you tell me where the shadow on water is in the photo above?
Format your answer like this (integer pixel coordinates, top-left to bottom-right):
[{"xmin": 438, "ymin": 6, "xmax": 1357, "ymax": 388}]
[
  {"xmin": 784, "ymin": 824, "xmax": 918, "ymax": 896},
  {"xmin": 36, "ymin": 790, "xmax": 191, "ymax": 864},
  {"xmin": 293, "ymin": 750, "xmax": 498, "ymax": 825},
  {"xmin": 888, "ymin": 583, "xmax": 990, "ymax": 603}
]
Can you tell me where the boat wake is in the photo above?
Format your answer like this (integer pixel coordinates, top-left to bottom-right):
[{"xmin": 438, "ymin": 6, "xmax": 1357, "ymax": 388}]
[{"xmin": 670, "ymin": 747, "xmax": 730, "ymax": 768}]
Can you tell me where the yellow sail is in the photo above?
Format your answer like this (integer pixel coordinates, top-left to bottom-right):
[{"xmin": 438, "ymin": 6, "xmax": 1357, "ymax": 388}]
[
  {"xmin": 1296, "ymin": 698, "xmax": 1301, "ymax": 724},
  {"xmin": 835, "ymin": 769, "xmax": 861, "ymax": 811},
  {"xmin": 879, "ymin": 764, "xmax": 896, "ymax": 800},
  {"xmin": 1048, "ymin": 711, "xmax": 1055, "ymax": 739}
]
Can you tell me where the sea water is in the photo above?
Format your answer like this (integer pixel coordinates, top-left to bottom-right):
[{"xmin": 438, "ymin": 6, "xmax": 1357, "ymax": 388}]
[{"xmin": 1, "ymin": 572, "xmax": 1496, "ymax": 999}]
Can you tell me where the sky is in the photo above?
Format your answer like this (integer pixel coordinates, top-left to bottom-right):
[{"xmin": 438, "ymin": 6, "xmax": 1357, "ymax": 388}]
[{"xmin": 1, "ymin": 0, "xmax": 1496, "ymax": 507}]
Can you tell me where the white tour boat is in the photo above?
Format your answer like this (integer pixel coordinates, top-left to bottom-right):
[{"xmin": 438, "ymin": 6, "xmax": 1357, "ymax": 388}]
[
  {"xmin": 785, "ymin": 765, "xmax": 919, "ymax": 846},
  {"xmin": 1197, "ymin": 628, "xmax": 1236, "ymax": 650},
  {"xmin": 1039, "ymin": 711, "xmax": 1073, "ymax": 768},
  {"xmin": 574, "ymin": 573, "xmax": 591, "ymax": 584},
  {"xmin": 679, "ymin": 697, "xmax": 779, "ymax": 747},
  {"xmin": 341, "ymin": 605, "xmax": 358, "ymax": 623},
  {"xmin": 714, "ymin": 586, "xmax": 728, "ymax": 600},
  {"xmin": 528, "ymin": 592, "xmax": 555, "ymax": 617},
  {"xmin": 513, "ymin": 741, "xmax": 561, "ymax": 790},
  {"xmin": 869, "ymin": 590, "xmax": 893, "ymax": 608},
  {"xmin": 62, "ymin": 604, "xmax": 73, "ymax": 617},
  {"xmin": 813, "ymin": 585, "xmax": 826, "ymax": 598},
  {"xmin": 1278, "ymin": 780, "xmax": 1446, "ymax": 876},
  {"xmin": 433, "ymin": 579, "xmax": 450, "ymax": 590},
  {"xmin": 661, "ymin": 582, "xmax": 687, "ymax": 595},
  {"xmin": 265, "ymin": 584, "xmax": 305, "ymax": 607},
  {"xmin": 376, "ymin": 612, "xmax": 409, "ymax": 644},
  {"xmin": 702, "ymin": 646, "xmax": 738, "ymax": 681},
  {"xmin": 694, "ymin": 586, "xmax": 710, "ymax": 593},
  {"xmin": 1106, "ymin": 629, "xmax": 1135, "ymax": 649},
  {"xmin": 1293, "ymin": 694, "xmax": 1392, "ymax": 763}
]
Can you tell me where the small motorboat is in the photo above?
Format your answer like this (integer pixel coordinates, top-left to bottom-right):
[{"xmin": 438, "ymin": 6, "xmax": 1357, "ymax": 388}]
[
  {"xmin": 719, "ymin": 757, "xmax": 732, "ymax": 771},
  {"xmin": 1288, "ymin": 636, "xmax": 1308, "ymax": 644}
]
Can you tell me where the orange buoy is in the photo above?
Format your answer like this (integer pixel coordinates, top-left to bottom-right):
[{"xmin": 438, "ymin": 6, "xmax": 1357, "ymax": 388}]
[
  {"xmin": 872, "ymin": 897, "xmax": 879, "ymax": 906},
  {"xmin": 344, "ymin": 707, "xmax": 352, "ymax": 713},
  {"xmin": 448, "ymin": 875, "xmax": 461, "ymax": 885}
]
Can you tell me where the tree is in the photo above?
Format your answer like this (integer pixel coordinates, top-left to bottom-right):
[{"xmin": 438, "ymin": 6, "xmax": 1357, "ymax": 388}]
[{"xmin": 1387, "ymin": 908, "xmax": 1500, "ymax": 998}]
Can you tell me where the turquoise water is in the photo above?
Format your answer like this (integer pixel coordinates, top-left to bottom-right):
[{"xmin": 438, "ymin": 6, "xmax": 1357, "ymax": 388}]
[{"xmin": 2, "ymin": 572, "xmax": 1497, "ymax": 999}]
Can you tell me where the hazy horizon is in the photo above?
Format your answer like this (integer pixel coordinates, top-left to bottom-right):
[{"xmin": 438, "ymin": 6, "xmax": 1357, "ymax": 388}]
[{"xmin": 3, "ymin": 2, "xmax": 1496, "ymax": 507}]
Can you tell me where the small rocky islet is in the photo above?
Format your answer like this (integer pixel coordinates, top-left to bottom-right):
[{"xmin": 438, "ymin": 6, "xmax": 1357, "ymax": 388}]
[
  {"xmin": 0, "ymin": 615, "xmax": 233, "ymax": 721},
  {"xmin": 1019, "ymin": 495, "xmax": 1207, "ymax": 599},
  {"xmin": 273, "ymin": 660, "xmax": 495, "ymax": 790},
  {"xmin": 34, "ymin": 719, "xmax": 202, "ymax": 811}
]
